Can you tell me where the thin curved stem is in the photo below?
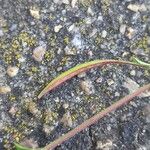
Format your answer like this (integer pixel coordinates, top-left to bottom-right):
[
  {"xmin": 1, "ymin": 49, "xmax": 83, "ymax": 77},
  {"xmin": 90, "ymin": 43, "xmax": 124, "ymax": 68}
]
[
  {"xmin": 38, "ymin": 59, "xmax": 150, "ymax": 99},
  {"xmin": 44, "ymin": 84, "xmax": 150, "ymax": 150}
]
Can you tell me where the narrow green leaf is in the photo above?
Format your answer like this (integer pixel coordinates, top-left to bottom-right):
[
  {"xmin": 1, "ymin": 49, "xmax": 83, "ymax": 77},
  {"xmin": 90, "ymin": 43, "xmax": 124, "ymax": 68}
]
[
  {"xmin": 132, "ymin": 57, "xmax": 150, "ymax": 67},
  {"xmin": 38, "ymin": 59, "xmax": 150, "ymax": 99},
  {"xmin": 14, "ymin": 143, "xmax": 33, "ymax": 150},
  {"xmin": 14, "ymin": 142, "xmax": 44, "ymax": 150}
]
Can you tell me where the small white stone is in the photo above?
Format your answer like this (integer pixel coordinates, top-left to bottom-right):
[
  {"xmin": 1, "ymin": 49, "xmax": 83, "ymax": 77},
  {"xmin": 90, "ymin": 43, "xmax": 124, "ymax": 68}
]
[
  {"xmin": 77, "ymin": 72, "xmax": 86, "ymax": 78},
  {"xmin": 107, "ymin": 79, "xmax": 114, "ymax": 86},
  {"xmin": 85, "ymin": 18, "xmax": 92, "ymax": 24},
  {"xmin": 57, "ymin": 67, "xmax": 63, "ymax": 72},
  {"xmin": 122, "ymin": 52, "xmax": 129, "ymax": 57},
  {"xmin": 62, "ymin": 0, "xmax": 69, "ymax": 4},
  {"xmin": 0, "ymin": 30, "xmax": 4, "ymax": 37},
  {"xmin": 97, "ymin": 15, "xmax": 103, "ymax": 21},
  {"xmin": 130, "ymin": 70, "xmax": 136, "ymax": 76},
  {"xmin": 57, "ymin": 48, "xmax": 62, "ymax": 54},
  {"xmin": 18, "ymin": 56, "xmax": 26, "ymax": 63},
  {"xmin": 30, "ymin": 8, "xmax": 40, "ymax": 19},
  {"xmin": 127, "ymin": 4, "xmax": 140, "ymax": 12},
  {"xmin": 63, "ymin": 103, "xmax": 69, "ymax": 109},
  {"xmin": 127, "ymin": 4, "xmax": 147, "ymax": 12},
  {"xmin": 126, "ymin": 27, "xmax": 135, "ymax": 39},
  {"xmin": 61, "ymin": 111, "xmax": 73, "ymax": 127},
  {"xmin": 32, "ymin": 45, "xmax": 46, "ymax": 62},
  {"xmin": 71, "ymin": 0, "xmax": 78, "ymax": 8},
  {"xmin": 101, "ymin": 30, "xmax": 107, "ymax": 38},
  {"xmin": 7, "ymin": 66, "xmax": 19, "ymax": 77},
  {"xmin": 87, "ymin": 50, "xmax": 93, "ymax": 57},
  {"xmin": 54, "ymin": 25, "xmax": 63, "ymax": 33},
  {"xmin": 119, "ymin": 24, "xmax": 126, "ymax": 35},
  {"xmin": 43, "ymin": 124, "xmax": 54, "ymax": 135},
  {"xmin": 65, "ymin": 46, "xmax": 77, "ymax": 55},
  {"xmin": 96, "ymin": 139, "xmax": 113, "ymax": 149},
  {"xmin": 80, "ymin": 80, "xmax": 95, "ymax": 95},
  {"xmin": 115, "ymin": 92, "xmax": 120, "ymax": 97},
  {"xmin": 9, "ymin": 106, "xmax": 18, "ymax": 116},
  {"xmin": 53, "ymin": 0, "xmax": 60, "ymax": 4},
  {"xmin": 87, "ymin": 7, "xmax": 94, "ymax": 16},
  {"xmin": 68, "ymin": 24, "xmax": 75, "ymax": 32},
  {"xmin": 96, "ymin": 77, "xmax": 103, "ymax": 83},
  {"xmin": 0, "ymin": 86, "xmax": 11, "ymax": 94},
  {"xmin": 123, "ymin": 77, "xmax": 150, "ymax": 98}
]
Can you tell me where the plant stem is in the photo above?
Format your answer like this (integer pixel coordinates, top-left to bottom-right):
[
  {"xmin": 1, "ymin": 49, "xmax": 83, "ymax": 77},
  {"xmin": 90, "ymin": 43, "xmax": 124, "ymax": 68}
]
[
  {"xmin": 44, "ymin": 84, "xmax": 150, "ymax": 150},
  {"xmin": 38, "ymin": 59, "xmax": 149, "ymax": 99}
]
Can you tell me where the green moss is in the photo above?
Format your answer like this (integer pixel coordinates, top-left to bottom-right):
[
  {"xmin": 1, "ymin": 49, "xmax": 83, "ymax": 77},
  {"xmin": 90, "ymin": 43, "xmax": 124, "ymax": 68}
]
[
  {"xmin": 63, "ymin": 36, "xmax": 70, "ymax": 45},
  {"xmin": 44, "ymin": 111, "xmax": 58, "ymax": 124},
  {"xmin": 131, "ymin": 35, "xmax": 149, "ymax": 52},
  {"xmin": 79, "ymin": 0, "xmax": 92, "ymax": 7},
  {"xmin": 44, "ymin": 50, "xmax": 54, "ymax": 62},
  {"xmin": 95, "ymin": 35, "xmax": 103, "ymax": 45},
  {"xmin": 9, "ymin": 95, "xmax": 16, "ymax": 101},
  {"xmin": 101, "ymin": 0, "xmax": 112, "ymax": 15},
  {"xmin": 1, "ymin": 31, "xmax": 37, "ymax": 65}
]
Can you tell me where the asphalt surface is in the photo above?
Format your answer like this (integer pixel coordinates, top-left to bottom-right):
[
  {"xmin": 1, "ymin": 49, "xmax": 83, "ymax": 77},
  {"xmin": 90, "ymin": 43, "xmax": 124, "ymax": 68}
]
[{"xmin": 0, "ymin": 0, "xmax": 150, "ymax": 149}]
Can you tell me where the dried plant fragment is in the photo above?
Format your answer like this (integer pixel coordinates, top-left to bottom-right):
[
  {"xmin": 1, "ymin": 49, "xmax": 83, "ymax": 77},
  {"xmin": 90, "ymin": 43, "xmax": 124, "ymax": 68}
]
[{"xmin": 38, "ymin": 58, "xmax": 150, "ymax": 99}]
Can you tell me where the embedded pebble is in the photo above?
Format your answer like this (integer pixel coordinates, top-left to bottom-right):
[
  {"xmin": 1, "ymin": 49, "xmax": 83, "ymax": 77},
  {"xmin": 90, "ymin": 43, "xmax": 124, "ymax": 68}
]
[
  {"xmin": 130, "ymin": 70, "xmax": 136, "ymax": 76},
  {"xmin": 57, "ymin": 66, "xmax": 63, "ymax": 72},
  {"xmin": 147, "ymin": 36, "xmax": 150, "ymax": 45},
  {"xmin": 77, "ymin": 72, "xmax": 86, "ymax": 78},
  {"xmin": 119, "ymin": 24, "xmax": 126, "ymax": 35},
  {"xmin": 0, "ymin": 86, "xmax": 11, "ymax": 94},
  {"xmin": 72, "ymin": 33, "xmax": 82, "ymax": 49},
  {"xmin": 6, "ymin": 66, "xmax": 19, "ymax": 77},
  {"xmin": 62, "ymin": 0, "xmax": 69, "ymax": 4},
  {"xmin": 27, "ymin": 101, "xmax": 40, "ymax": 117},
  {"xmin": 80, "ymin": 80, "xmax": 95, "ymax": 95},
  {"xmin": 123, "ymin": 77, "xmax": 150, "ymax": 98},
  {"xmin": 115, "ymin": 92, "xmax": 120, "ymax": 97},
  {"xmin": 126, "ymin": 27, "xmax": 135, "ymax": 39},
  {"xmin": 71, "ymin": 0, "xmax": 78, "ymax": 8},
  {"xmin": 32, "ymin": 45, "xmax": 46, "ymax": 62},
  {"xmin": 142, "ymin": 105, "xmax": 150, "ymax": 123},
  {"xmin": 96, "ymin": 139, "xmax": 113, "ymax": 149},
  {"xmin": 54, "ymin": 25, "xmax": 63, "ymax": 33},
  {"xmin": 107, "ymin": 79, "xmax": 115, "ymax": 86},
  {"xmin": 87, "ymin": 50, "xmax": 93, "ymax": 57},
  {"xmin": 0, "ymin": 17, "xmax": 7, "ymax": 27},
  {"xmin": 61, "ymin": 111, "xmax": 73, "ymax": 127},
  {"xmin": 101, "ymin": 30, "xmax": 107, "ymax": 38},
  {"xmin": 63, "ymin": 103, "xmax": 69, "ymax": 109},
  {"xmin": 87, "ymin": 7, "xmax": 94, "ymax": 16},
  {"xmin": 30, "ymin": 8, "xmax": 40, "ymax": 19},
  {"xmin": 0, "ymin": 30, "xmax": 4, "ymax": 37},
  {"xmin": 65, "ymin": 46, "xmax": 76, "ymax": 55},
  {"xmin": 43, "ymin": 124, "xmax": 54, "ymax": 135},
  {"xmin": 68, "ymin": 24, "xmax": 75, "ymax": 32},
  {"xmin": 10, "ymin": 24, "xmax": 17, "ymax": 31},
  {"xmin": 96, "ymin": 77, "xmax": 103, "ymax": 83},
  {"xmin": 9, "ymin": 106, "xmax": 18, "ymax": 116},
  {"xmin": 127, "ymin": 4, "xmax": 147, "ymax": 12}
]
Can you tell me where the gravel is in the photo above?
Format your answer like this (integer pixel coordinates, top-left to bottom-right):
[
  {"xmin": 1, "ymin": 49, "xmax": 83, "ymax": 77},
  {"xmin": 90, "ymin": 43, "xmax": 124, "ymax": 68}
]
[{"xmin": 0, "ymin": 0, "xmax": 149, "ymax": 149}]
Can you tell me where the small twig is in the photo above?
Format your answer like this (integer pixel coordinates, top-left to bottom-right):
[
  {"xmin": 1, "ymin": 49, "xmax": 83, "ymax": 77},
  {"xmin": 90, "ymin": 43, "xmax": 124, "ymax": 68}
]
[{"xmin": 44, "ymin": 84, "xmax": 150, "ymax": 150}]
